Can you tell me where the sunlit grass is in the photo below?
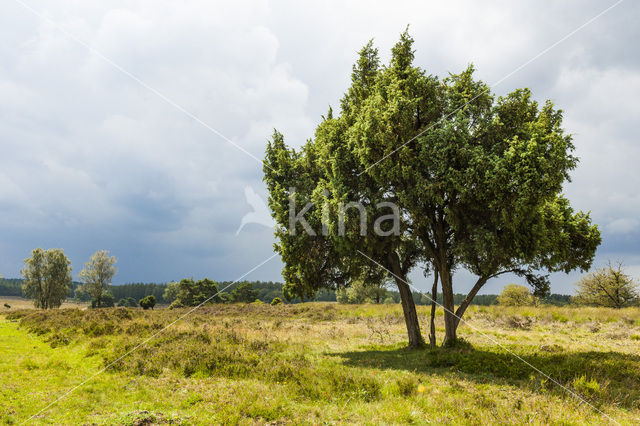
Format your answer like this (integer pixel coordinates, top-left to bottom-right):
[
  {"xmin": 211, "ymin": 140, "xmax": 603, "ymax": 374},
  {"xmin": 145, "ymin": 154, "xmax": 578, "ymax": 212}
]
[{"xmin": 2, "ymin": 303, "xmax": 640, "ymax": 424}]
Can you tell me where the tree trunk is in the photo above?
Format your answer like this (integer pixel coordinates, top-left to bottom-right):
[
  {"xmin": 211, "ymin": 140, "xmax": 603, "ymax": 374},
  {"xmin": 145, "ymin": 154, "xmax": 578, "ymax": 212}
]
[
  {"xmin": 440, "ymin": 268, "xmax": 458, "ymax": 346},
  {"xmin": 453, "ymin": 276, "xmax": 488, "ymax": 328},
  {"xmin": 429, "ymin": 269, "xmax": 438, "ymax": 348},
  {"xmin": 389, "ymin": 252, "xmax": 423, "ymax": 348},
  {"xmin": 395, "ymin": 277, "xmax": 424, "ymax": 348}
]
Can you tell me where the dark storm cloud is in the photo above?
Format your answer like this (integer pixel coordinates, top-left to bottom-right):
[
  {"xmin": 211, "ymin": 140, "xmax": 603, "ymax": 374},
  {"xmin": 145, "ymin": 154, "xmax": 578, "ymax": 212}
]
[{"xmin": 0, "ymin": 0, "xmax": 637, "ymax": 294}]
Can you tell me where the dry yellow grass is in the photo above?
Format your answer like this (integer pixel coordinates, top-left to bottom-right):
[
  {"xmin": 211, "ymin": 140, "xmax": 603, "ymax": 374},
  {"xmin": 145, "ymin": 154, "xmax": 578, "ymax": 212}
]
[
  {"xmin": 2, "ymin": 302, "xmax": 639, "ymax": 424},
  {"xmin": 0, "ymin": 296, "xmax": 88, "ymax": 311}
]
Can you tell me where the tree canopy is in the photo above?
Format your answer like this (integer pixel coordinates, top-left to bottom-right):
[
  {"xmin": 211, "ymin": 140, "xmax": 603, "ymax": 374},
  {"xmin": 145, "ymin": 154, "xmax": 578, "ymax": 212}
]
[
  {"xmin": 497, "ymin": 284, "xmax": 536, "ymax": 306},
  {"xmin": 79, "ymin": 250, "xmax": 117, "ymax": 308},
  {"xmin": 264, "ymin": 30, "xmax": 600, "ymax": 347},
  {"xmin": 21, "ymin": 248, "xmax": 73, "ymax": 309},
  {"xmin": 167, "ymin": 278, "xmax": 220, "ymax": 308},
  {"xmin": 574, "ymin": 262, "xmax": 639, "ymax": 308}
]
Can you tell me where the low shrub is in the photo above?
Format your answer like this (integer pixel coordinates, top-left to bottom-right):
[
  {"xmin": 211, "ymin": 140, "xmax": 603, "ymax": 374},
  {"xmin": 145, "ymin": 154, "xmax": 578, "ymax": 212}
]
[{"xmin": 139, "ymin": 295, "xmax": 156, "ymax": 310}]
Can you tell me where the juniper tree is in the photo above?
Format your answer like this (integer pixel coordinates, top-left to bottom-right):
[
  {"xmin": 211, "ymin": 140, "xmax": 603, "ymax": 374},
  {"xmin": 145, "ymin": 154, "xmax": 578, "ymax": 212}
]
[{"xmin": 264, "ymin": 30, "xmax": 600, "ymax": 347}]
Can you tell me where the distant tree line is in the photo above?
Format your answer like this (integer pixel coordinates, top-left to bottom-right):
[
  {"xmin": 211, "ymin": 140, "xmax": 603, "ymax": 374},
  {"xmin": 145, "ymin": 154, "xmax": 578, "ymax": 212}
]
[
  {"xmin": 0, "ymin": 279, "xmax": 23, "ymax": 296},
  {"xmin": 1, "ymin": 275, "xmax": 578, "ymax": 307}
]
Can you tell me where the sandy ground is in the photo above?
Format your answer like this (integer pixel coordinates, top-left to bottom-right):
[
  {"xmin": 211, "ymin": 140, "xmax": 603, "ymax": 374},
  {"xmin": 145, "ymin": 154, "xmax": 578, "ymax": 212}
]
[{"xmin": 0, "ymin": 296, "xmax": 88, "ymax": 311}]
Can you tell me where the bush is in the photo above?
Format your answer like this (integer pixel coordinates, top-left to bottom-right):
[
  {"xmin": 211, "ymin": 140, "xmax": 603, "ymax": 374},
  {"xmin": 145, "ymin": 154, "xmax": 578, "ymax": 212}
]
[
  {"xmin": 139, "ymin": 295, "xmax": 156, "ymax": 310},
  {"xmin": 271, "ymin": 297, "xmax": 283, "ymax": 306},
  {"xmin": 169, "ymin": 300, "xmax": 185, "ymax": 309},
  {"xmin": 497, "ymin": 284, "xmax": 536, "ymax": 306},
  {"xmin": 335, "ymin": 281, "xmax": 388, "ymax": 304},
  {"xmin": 117, "ymin": 298, "xmax": 128, "ymax": 307},
  {"xmin": 91, "ymin": 292, "xmax": 115, "ymax": 308},
  {"xmin": 218, "ymin": 292, "xmax": 232, "ymax": 304},
  {"xmin": 573, "ymin": 262, "xmax": 639, "ymax": 308},
  {"xmin": 231, "ymin": 282, "xmax": 258, "ymax": 303}
]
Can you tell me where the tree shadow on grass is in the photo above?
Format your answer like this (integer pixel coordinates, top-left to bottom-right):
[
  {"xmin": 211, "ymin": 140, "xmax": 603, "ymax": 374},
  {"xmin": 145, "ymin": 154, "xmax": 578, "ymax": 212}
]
[{"xmin": 335, "ymin": 344, "xmax": 640, "ymax": 409}]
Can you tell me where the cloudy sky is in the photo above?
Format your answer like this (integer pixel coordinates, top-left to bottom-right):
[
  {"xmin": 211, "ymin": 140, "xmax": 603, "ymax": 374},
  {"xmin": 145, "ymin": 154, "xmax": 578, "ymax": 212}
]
[{"xmin": 0, "ymin": 0, "xmax": 638, "ymax": 294}]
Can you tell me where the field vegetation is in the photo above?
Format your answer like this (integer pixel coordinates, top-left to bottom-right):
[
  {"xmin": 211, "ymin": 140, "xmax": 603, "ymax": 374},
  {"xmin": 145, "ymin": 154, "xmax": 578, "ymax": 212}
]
[{"xmin": 2, "ymin": 303, "xmax": 639, "ymax": 424}]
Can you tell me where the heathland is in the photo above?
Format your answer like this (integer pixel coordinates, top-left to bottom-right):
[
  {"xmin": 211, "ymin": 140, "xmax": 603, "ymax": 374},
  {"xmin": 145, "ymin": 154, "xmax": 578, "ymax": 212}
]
[{"xmin": 2, "ymin": 302, "xmax": 640, "ymax": 424}]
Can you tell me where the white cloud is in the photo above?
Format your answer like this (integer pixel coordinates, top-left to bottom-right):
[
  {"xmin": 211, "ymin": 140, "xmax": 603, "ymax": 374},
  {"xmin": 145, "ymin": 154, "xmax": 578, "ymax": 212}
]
[{"xmin": 607, "ymin": 218, "xmax": 639, "ymax": 235}]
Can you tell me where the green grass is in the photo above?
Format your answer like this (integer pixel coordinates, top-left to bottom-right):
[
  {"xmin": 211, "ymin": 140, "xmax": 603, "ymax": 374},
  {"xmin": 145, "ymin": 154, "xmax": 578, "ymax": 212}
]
[{"xmin": 2, "ymin": 303, "xmax": 640, "ymax": 424}]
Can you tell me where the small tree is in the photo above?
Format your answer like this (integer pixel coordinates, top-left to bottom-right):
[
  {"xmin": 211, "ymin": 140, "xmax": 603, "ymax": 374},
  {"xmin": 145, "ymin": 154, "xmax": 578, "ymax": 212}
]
[
  {"xmin": 22, "ymin": 248, "xmax": 73, "ymax": 309},
  {"xmin": 192, "ymin": 278, "xmax": 220, "ymax": 305},
  {"xmin": 74, "ymin": 284, "xmax": 91, "ymax": 301},
  {"xmin": 574, "ymin": 262, "xmax": 639, "ymax": 308},
  {"xmin": 231, "ymin": 282, "xmax": 258, "ymax": 303},
  {"xmin": 264, "ymin": 31, "xmax": 600, "ymax": 347},
  {"xmin": 163, "ymin": 281, "xmax": 179, "ymax": 304},
  {"xmin": 91, "ymin": 292, "xmax": 114, "ymax": 308},
  {"xmin": 336, "ymin": 280, "xmax": 389, "ymax": 304},
  {"xmin": 117, "ymin": 296, "xmax": 137, "ymax": 307},
  {"xmin": 271, "ymin": 297, "xmax": 283, "ymax": 305},
  {"xmin": 170, "ymin": 278, "xmax": 220, "ymax": 307},
  {"xmin": 79, "ymin": 250, "xmax": 117, "ymax": 309},
  {"xmin": 497, "ymin": 284, "xmax": 536, "ymax": 306},
  {"xmin": 139, "ymin": 295, "xmax": 156, "ymax": 310}
]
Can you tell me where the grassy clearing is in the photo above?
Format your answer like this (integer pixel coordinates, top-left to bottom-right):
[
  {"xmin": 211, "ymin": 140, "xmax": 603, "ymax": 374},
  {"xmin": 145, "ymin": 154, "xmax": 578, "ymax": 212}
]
[{"xmin": 2, "ymin": 303, "xmax": 640, "ymax": 424}]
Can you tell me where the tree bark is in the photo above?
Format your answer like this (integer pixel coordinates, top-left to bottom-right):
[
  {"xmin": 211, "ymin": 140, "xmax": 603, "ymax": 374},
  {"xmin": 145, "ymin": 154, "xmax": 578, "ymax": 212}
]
[
  {"xmin": 390, "ymin": 253, "xmax": 424, "ymax": 348},
  {"xmin": 453, "ymin": 276, "xmax": 488, "ymax": 328},
  {"xmin": 429, "ymin": 268, "xmax": 439, "ymax": 348},
  {"xmin": 395, "ymin": 277, "xmax": 424, "ymax": 348},
  {"xmin": 439, "ymin": 268, "xmax": 457, "ymax": 346}
]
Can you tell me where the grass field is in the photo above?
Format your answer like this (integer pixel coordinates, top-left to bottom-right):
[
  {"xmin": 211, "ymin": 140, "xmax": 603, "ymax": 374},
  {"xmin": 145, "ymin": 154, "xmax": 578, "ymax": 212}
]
[
  {"xmin": 1, "ymin": 296, "xmax": 88, "ymax": 311},
  {"xmin": 2, "ymin": 302, "xmax": 640, "ymax": 425}
]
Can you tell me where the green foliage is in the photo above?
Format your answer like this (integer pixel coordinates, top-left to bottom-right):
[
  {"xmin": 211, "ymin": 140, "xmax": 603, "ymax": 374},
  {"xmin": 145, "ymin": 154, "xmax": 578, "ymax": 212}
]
[
  {"xmin": 117, "ymin": 297, "xmax": 138, "ymax": 308},
  {"xmin": 111, "ymin": 283, "xmax": 167, "ymax": 304},
  {"xmin": 217, "ymin": 293, "xmax": 232, "ymax": 304},
  {"xmin": 0, "ymin": 278, "xmax": 23, "ymax": 296},
  {"xmin": 542, "ymin": 294, "xmax": 572, "ymax": 306},
  {"xmin": 497, "ymin": 284, "xmax": 536, "ymax": 306},
  {"xmin": 263, "ymin": 30, "xmax": 601, "ymax": 345},
  {"xmin": 271, "ymin": 297, "xmax": 283, "ymax": 306},
  {"xmin": 169, "ymin": 300, "xmax": 185, "ymax": 309},
  {"xmin": 336, "ymin": 280, "xmax": 389, "ymax": 304},
  {"xmin": 73, "ymin": 283, "xmax": 91, "ymax": 301},
  {"xmin": 572, "ymin": 375, "xmax": 601, "ymax": 397},
  {"xmin": 163, "ymin": 281, "xmax": 179, "ymax": 304},
  {"xmin": 231, "ymin": 282, "xmax": 258, "ymax": 303},
  {"xmin": 394, "ymin": 375, "xmax": 419, "ymax": 396},
  {"xmin": 574, "ymin": 262, "xmax": 639, "ymax": 308},
  {"xmin": 139, "ymin": 295, "xmax": 156, "ymax": 310},
  {"xmin": 3, "ymin": 303, "xmax": 10, "ymax": 309},
  {"xmin": 21, "ymin": 248, "xmax": 73, "ymax": 309},
  {"xmin": 91, "ymin": 292, "xmax": 114, "ymax": 308},
  {"xmin": 169, "ymin": 278, "xmax": 220, "ymax": 307},
  {"xmin": 79, "ymin": 250, "xmax": 117, "ymax": 309}
]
